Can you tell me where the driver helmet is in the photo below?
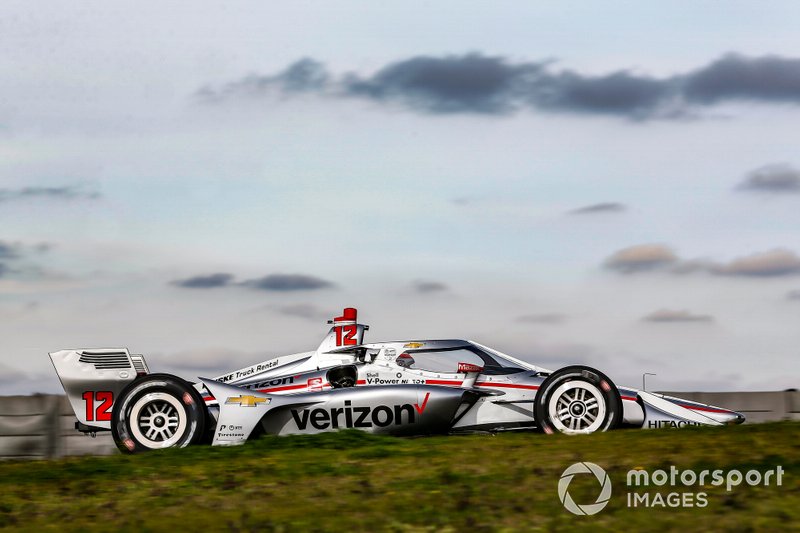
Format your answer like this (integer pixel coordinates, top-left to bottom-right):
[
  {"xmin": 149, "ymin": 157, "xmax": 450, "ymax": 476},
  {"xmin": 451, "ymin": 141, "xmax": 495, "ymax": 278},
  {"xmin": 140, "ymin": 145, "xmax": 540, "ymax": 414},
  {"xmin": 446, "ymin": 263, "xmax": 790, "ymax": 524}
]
[{"xmin": 395, "ymin": 352, "xmax": 415, "ymax": 369}]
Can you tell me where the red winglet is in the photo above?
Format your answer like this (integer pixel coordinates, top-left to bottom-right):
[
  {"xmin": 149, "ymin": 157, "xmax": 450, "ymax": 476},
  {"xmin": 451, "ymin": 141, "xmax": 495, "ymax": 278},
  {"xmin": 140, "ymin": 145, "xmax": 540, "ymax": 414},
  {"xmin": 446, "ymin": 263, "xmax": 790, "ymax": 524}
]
[
  {"xmin": 458, "ymin": 362, "xmax": 484, "ymax": 373},
  {"xmin": 333, "ymin": 308, "xmax": 357, "ymax": 324}
]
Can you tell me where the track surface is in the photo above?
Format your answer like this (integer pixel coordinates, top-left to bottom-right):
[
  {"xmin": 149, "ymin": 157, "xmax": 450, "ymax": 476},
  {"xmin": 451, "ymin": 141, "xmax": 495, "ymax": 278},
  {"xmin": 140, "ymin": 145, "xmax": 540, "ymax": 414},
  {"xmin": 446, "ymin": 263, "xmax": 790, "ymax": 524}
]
[{"xmin": 0, "ymin": 423, "xmax": 797, "ymax": 531}]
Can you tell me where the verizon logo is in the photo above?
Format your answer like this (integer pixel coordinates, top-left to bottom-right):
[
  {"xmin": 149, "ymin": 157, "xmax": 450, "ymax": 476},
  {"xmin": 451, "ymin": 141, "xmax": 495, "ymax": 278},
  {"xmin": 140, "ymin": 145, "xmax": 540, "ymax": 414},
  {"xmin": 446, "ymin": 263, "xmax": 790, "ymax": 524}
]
[{"xmin": 291, "ymin": 394, "xmax": 430, "ymax": 431}]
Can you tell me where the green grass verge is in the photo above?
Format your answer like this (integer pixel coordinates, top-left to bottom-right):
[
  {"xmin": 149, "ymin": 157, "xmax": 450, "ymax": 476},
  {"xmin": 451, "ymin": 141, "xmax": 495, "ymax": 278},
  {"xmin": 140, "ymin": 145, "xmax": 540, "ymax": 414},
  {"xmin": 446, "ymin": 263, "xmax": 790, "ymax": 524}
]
[{"xmin": 0, "ymin": 423, "xmax": 798, "ymax": 532}]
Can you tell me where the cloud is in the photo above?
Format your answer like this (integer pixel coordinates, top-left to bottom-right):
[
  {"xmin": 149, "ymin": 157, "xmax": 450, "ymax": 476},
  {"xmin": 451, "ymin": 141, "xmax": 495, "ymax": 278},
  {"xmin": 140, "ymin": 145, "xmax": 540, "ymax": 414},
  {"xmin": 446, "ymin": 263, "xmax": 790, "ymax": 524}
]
[
  {"xmin": 198, "ymin": 53, "xmax": 800, "ymax": 120},
  {"xmin": 604, "ymin": 244, "xmax": 678, "ymax": 273},
  {"xmin": 0, "ymin": 241, "xmax": 20, "ymax": 259},
  {"xmin": 0, "ymin": 185, "xmax": 99, "ymax": 203},
  {"xmin": 710, "ymin": 249, "xmax": 800, "ymax": 277},
  {"xmin": 413, "ymin": 280, "xmax": 448, "ymax": 293},
  {"xmin": 737, "ymin": 164, "xmax": 800, "ymax": 193},
  {"xmin": 683, "ymin": 54, "xmax": 800, "ymax": 104},
  {"xmin": 197, "ymin": 58, "xmax": 329, "ymax": 102},
  {"xmin": 452, "ymin": 196, "xmax": 475, "ymax": 206},
  {"xmin": 787, "ymin": 290, "xmax": 800, "ymax": 300},
  {"xmin": 643, "ymin": 309, "xmax": 714, "ymax": 323},
  {"xmin": 0, "ymin": 240, "xmax": 54, "ymax": 280},
  {"xmin": 343, "ymin": 53, "xmax": 540, "ymax": 114},
  {"xmin": 516, "ymin": 313, "xmax": 566, "ymax": 324},
  {"xmin": 171, "ymin": 273, "xmax": 234, "ymax": 288},
  {"xmin": 605, "ymin": 246, "xmax": 800, "ymax": 278},
  {"xmin": 241, "ymin": 273, "xmax": 334, "ymax": 291},
  {"xmin": 171, "ymin": 272, "xmax": 336, "ymax": 291},
  {"xmin": 569, "ymin": 202, "xmax": 627, "ymax": 215}
]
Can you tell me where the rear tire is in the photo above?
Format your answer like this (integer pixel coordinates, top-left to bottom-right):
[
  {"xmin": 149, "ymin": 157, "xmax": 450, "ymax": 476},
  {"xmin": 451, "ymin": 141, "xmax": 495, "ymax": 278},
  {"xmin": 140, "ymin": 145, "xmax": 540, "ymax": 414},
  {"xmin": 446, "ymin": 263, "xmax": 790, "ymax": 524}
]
[
  {"xmin": 534, "ymin": 366, "xmax": 622, "ymax": 435},
  {"xmin": 111, "ymin": 374, "xmax": 206, "ymax": 453}
]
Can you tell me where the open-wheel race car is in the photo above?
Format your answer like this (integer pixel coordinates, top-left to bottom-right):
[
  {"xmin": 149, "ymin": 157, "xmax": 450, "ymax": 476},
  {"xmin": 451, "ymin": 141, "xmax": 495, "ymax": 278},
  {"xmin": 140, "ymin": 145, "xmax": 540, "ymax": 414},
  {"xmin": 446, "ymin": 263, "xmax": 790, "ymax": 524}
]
[{"xmin": 49, "ymin": 308, "xmax": 744, "ymax": 453}]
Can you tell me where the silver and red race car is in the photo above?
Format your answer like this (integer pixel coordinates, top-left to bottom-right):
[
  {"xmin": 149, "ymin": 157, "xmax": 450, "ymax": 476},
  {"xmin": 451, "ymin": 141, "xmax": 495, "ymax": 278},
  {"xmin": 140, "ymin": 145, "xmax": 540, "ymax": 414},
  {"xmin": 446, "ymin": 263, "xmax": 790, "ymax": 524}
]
[{"xmin": 49, "ymin": 308, "xmax": 744, "ymax": 453}]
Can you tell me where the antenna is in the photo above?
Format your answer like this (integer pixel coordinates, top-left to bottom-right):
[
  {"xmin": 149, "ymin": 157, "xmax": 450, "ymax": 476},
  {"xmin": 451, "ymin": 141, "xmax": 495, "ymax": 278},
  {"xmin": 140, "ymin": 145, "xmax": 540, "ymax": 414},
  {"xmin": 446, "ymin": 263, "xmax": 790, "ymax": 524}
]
[{"xmin": 642, "ymin": 372, "xmax": 656, "ymax": 391}]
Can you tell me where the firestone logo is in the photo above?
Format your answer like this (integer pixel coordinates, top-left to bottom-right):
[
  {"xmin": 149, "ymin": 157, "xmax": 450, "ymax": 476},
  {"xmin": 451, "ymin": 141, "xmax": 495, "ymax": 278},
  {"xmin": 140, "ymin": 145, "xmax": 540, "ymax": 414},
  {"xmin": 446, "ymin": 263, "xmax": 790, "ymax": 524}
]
[{"xmin": 558, "ymin": 462, "xmax": 612, "ymax": 516}]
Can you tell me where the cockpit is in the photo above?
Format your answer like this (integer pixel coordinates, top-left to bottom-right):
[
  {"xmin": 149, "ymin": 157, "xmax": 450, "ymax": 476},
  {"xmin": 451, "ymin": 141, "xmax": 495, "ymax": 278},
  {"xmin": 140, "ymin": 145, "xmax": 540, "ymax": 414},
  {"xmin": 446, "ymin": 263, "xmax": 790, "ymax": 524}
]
[{"xmin": 394, "ymin": 343, "xmax": 527, "ymax": 375}]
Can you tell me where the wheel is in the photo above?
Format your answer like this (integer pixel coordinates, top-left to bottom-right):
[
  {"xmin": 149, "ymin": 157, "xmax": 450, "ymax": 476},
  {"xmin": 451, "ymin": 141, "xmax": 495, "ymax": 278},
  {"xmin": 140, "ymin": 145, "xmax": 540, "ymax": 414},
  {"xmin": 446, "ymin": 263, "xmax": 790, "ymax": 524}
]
[
  {"xmin": 534, "ymin": 365, "xmax": 622, "ymax": 435},
  {"xmin": 111, "ymin": 374, "xmax": 206, "ymax": 453}
]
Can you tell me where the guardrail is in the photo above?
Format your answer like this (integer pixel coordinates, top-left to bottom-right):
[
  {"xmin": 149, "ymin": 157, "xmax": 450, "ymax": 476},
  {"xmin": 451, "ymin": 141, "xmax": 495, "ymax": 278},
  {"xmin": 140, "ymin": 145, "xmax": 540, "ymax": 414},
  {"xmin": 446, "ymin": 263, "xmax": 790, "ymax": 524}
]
[
  {"xmin": 660, "ymin": 390, "xmax": 800, "ymax": 424},
  {"xmin": 1, "ymin": 390, "xmax": 797, "ymax": 459},
  {"xmin": 0, "ymin": 395, "xmax": 116, "ymax": 459}
]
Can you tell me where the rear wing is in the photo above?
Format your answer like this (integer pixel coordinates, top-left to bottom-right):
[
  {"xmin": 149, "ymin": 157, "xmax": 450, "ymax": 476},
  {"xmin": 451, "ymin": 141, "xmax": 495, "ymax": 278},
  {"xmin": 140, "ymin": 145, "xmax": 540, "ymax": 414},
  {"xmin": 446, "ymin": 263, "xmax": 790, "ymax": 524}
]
[{"xmin": 49, "ymin": 348, "xmax": 149, "ymax": 430}]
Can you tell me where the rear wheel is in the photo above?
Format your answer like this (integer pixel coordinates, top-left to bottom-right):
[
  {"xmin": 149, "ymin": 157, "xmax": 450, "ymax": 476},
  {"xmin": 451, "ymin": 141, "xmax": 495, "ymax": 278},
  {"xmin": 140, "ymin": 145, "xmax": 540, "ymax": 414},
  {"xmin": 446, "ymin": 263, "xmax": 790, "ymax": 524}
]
[
  {"xmin": 111, "ymin": 374, "xmax": 206, "ymax": 453},
  {"xmin": 534, "ymin": 366, "xmax": 622, "ymax": 435}
]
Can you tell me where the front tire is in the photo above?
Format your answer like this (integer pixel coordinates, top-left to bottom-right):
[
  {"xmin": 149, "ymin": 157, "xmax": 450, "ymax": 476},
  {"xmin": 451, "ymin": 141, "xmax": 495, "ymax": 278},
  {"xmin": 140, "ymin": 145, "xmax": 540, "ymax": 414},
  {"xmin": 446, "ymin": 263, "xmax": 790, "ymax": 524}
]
[
  {"xmin": 534, "ymin": 366, "xmax": 622, "ymax": 435},
  {"xmin": 111, "ymin": 374, "xmax": 206, "ymax": 453}
]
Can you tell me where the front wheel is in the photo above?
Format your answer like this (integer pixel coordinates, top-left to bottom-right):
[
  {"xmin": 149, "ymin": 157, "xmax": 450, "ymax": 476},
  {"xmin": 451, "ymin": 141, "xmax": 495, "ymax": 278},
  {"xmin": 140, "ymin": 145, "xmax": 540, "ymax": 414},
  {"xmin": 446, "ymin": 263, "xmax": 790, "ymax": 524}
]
[
  {"xmin": 534, "ymin": 366, "xmax": 622, "ymax": 435},
  {"xmin": 111, "ymin": 374, "xmax": 206, "ymax": 453}
]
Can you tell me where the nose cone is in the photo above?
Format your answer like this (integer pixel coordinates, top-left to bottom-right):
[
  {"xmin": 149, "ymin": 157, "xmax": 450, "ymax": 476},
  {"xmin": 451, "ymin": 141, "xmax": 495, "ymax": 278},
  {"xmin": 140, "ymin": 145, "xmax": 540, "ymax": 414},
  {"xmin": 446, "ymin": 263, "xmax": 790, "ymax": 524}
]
[
  {"xmin": 717, "ymin": 409, "xmax": 746, "ymax": 425},
  {"xmin": 731, "ymin": 411, "xmax": 746, "ymax": 425}
]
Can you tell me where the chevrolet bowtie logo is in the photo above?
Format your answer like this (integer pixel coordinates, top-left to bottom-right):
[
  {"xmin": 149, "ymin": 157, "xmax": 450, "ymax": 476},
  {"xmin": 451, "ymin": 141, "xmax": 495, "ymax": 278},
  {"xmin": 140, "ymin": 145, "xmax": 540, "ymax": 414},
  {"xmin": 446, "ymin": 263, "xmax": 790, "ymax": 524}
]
[
  {"xmin": 225, "ymin": 395, "xmax": 269, "ymax": 407},
  {"xmin": 403, "ymin": 342, "xmax": 425, "ymax": 349}
]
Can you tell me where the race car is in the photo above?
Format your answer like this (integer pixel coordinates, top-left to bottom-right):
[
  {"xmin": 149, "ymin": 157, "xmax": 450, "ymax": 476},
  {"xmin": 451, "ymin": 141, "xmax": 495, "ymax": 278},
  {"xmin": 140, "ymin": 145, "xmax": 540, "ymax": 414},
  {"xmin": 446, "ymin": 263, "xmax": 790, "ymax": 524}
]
[{"xmin": 49, "ymin": 308, "xmax": 745, "ymax": 453}]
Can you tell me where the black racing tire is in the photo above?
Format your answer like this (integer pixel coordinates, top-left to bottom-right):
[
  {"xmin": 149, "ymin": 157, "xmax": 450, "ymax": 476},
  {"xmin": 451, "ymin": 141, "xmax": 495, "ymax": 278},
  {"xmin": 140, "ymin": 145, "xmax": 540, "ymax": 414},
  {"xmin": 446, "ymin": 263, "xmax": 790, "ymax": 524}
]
[
  {"xmin": 534, "ymin": 365, "xmax": 622, "ymax": 435},
  {"xmin": 111, "ymin": 373, "xmax": 206, "ymax": 453}
]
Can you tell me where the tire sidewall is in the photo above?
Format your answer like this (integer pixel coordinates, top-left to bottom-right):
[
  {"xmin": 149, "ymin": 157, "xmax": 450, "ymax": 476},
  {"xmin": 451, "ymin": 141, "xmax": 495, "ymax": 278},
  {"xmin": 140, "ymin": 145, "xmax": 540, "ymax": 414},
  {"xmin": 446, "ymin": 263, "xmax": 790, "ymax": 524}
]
[
  {"xmin": 534, "ymin": 365, "xmax": 622, "ymax": 434},
  {"xmin": 111, "ymin": 374, "xmax": 205, "ymax": 453}
]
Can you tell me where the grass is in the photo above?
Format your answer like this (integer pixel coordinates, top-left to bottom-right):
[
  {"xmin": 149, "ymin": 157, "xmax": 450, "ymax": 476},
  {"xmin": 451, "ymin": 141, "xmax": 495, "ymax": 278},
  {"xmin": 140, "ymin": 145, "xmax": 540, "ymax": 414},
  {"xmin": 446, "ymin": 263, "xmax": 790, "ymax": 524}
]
[{"xmin": 0, "ymin": 423, "xmax": 798, "ymax": 532}]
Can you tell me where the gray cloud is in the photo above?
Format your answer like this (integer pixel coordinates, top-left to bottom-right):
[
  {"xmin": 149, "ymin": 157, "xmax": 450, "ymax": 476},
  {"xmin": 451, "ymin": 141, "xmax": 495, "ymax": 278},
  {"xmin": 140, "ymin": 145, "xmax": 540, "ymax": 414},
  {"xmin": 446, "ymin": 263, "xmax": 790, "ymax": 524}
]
[
  {"xmin": 0, "ymin": 240, "xmax": 52, "ymax": 279},
  {"xmin": 737, "ymin": 164, "xmax": 800, "ymax": 193},
  {"xmin": 711, "ymin": 249, "xmax": 800, "ymax": 277},
  {"xmin": 787, "ymin": 290, "xmax": 800, "ymax": 300},
  {"xmin": 0, "ymin": 186, "xmax": 99, "ymax": 203},
  {"xmin": 604, "ymin": 244, "xmax": 678, "ymax": 273},
  {"xmin": 197, "ymin": 58, "xmax": 329, "ymax": 102},
  {"xmin": 413, "ymin": 280, "xmax": 449, "ymax": 293},
  {"xmin": 569, "ymin": 202, "xmax": 627, "ymax": 215},
  {"xmin": 343, "ymin": 53, "xmax": 540, "ymax": 114},
  {"xmin": 199, "ymin": 53, "xmax": 800, "ymax": 119},
  {"xmin": 606, "ymin": 245, "xmax": 800, "ymax": 278},
  {"xmin": 171, "ymin": 273, "xmax": 234, "ymax": 289},
  {"xmin": 643, "ymin": 309, "xmax": 714, "ymax": 323},
  {"xmin": 451, "ymin": 196, "xmax": 475, "ymax": 206},
  {"xmin": 241, "ymin": 273, "xmax": 334, "ymax": 292},
  {"xmin": 684, "ymin": 54, "xmax": 800, "ymax": 104},
  {"xmin": 0, "ymin": 241, "xmax": 20, "ymax": 259},
  {"xmin": 516, "ymin": 313, "xmax": 566, "ymax": 324}
]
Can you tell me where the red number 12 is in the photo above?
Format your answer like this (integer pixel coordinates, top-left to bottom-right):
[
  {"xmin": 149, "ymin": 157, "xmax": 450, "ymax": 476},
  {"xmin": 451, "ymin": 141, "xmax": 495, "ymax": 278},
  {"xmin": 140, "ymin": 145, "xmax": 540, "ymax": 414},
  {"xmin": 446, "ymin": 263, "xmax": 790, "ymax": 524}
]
[
  {"xmin": 334, "ymin": 325, "xmax": 358, "ymax": 346},
  {"xmin": 82, "ymin": 391, "xmax": 113, "ymax": 422}
]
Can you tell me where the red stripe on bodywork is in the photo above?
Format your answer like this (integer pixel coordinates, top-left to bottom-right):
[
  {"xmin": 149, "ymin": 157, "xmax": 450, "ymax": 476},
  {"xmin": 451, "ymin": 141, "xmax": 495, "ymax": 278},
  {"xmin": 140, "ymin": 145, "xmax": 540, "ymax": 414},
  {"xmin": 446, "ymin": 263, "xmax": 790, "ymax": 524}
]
[
  {"xmin": 421, "ymin": 380, "xmax": 540, "ymax": 390},
  {"xmin": 679, "ymin": 404, "xmax": 732, "ymax": 414},
  {"xmin": 621, "ymin": 395, "xmax": 638, "ymax": 402},
  {"xmin": 255, "ymin": 383, "xmax": 309, "ymax": 394}
]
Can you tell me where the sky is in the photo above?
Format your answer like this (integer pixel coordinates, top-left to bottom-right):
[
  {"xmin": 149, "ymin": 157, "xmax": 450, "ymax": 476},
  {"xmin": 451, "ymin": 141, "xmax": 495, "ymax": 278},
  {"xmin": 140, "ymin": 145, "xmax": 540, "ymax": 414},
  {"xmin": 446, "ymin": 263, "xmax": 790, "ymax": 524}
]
[{"xmin": 1, "ymin": 1, "xmax": 800, "ymax": 394}]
